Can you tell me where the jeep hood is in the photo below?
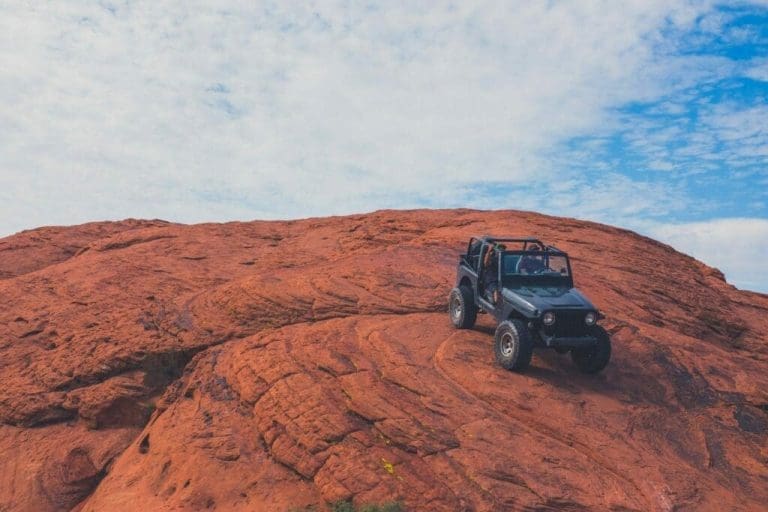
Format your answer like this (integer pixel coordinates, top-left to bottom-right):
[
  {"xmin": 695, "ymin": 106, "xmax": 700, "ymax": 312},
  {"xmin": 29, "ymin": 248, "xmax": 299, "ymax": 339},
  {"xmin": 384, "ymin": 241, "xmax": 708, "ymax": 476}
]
[{"xmin": 502, "ymin": 286, "xmax": 596, "ymax": 314}]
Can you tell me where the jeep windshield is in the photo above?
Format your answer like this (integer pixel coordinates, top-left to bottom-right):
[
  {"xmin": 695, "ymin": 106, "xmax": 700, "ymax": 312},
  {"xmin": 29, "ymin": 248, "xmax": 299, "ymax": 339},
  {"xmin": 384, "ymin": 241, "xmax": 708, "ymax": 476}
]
[{"xmin": 500, "ymin": 251, "xmax": 573, "ymax": 287}]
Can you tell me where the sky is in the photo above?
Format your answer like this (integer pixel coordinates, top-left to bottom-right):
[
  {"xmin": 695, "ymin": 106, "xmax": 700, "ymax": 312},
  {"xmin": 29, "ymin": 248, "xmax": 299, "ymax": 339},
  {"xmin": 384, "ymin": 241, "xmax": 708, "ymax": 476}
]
[{"xmin": 1, "ymin": 1, "xmax": 767, "ymax": 292}]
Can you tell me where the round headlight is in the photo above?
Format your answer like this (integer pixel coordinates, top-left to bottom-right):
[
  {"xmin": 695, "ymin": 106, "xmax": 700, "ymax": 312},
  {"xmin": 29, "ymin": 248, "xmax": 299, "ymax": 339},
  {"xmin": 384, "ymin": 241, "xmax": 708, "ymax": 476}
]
[
  {"xmin": 585, "ymin": 312, "xmax": 597, "ymax": 326},
  {"xmin": 543, "ymin": 311, "xmax": 556, "ymax": 325}
]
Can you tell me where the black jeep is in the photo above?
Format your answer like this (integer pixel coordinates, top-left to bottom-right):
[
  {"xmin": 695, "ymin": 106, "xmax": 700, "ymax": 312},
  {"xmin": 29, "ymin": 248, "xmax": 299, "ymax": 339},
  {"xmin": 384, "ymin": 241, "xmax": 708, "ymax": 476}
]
[{"xmin": 448, "ymin": 236, "xmax": 611, "ymax": 373}]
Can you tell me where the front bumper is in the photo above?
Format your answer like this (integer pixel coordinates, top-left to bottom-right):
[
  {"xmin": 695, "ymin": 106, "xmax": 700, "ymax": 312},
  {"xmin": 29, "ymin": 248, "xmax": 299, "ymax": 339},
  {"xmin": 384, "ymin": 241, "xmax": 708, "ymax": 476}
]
[{"xmin": 539, "ymin": 333, "xmax": 597, "ymax": 349}]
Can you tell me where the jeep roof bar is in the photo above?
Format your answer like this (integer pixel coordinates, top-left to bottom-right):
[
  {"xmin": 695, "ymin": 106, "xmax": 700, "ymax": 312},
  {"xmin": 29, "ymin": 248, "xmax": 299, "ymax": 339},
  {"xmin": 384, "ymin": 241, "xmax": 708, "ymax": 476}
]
[
  {"xmin": 476, "ymin": 236, "xmax": 568, "ymax": 254},
  {"xmin": 479, "ymin": 236, "xmax": 544, "ymax": 244}
]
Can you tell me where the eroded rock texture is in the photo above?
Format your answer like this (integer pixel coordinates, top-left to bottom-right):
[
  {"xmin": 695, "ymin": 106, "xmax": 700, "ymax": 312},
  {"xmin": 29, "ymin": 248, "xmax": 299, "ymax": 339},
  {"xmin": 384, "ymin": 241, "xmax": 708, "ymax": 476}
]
[{"xmin": 0, "ymin": 210, "xmax": 766, "ymax": 511}]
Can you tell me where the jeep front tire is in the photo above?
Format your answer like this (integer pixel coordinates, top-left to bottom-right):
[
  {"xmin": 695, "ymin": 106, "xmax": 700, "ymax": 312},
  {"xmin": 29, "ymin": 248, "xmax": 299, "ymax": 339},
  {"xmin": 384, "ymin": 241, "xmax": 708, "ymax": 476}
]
[
  {"xmin": 494, "ymin": 320, "xmax": 534, "ymax": 371},
  {"xmin": 571, "ymin": 325, "xmax": 611, "ymax": 374},
  {"xmin": 448, "ymin": 285, "xmax": 477, "ymax": 329}
]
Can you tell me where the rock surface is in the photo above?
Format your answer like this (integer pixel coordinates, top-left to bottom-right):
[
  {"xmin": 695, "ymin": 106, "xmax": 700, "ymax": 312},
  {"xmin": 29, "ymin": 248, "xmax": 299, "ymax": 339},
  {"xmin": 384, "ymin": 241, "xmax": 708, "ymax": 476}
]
[{"xmin": 0, "ymin": 209, "xmax": 766, "ymax": 511}]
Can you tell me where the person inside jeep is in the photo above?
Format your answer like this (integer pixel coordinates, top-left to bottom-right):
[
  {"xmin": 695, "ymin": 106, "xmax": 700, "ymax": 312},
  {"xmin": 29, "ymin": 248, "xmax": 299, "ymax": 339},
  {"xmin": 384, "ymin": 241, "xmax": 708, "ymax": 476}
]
[
  {"xmin": 518, "ymin": 243, "xmax": 546, "ymax": 274},
  {"xmin": 483, "ymin": 244, "xmax": 505, "ymax": 302}
]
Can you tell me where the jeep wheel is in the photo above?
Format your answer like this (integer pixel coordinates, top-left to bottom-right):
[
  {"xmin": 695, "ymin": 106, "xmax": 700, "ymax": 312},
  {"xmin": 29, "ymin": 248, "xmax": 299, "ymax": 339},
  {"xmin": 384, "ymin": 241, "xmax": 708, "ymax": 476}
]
[
  {"xmin": 448, "ymin": 286, "xmax": 477, "ymax": 329},
  {"xmin": 494, "ymin": 320, "xmax": 534, "ymax": 371},
  {"xmin": 571, "ymin": 325, "xmax": 611, "ymax": 374}
]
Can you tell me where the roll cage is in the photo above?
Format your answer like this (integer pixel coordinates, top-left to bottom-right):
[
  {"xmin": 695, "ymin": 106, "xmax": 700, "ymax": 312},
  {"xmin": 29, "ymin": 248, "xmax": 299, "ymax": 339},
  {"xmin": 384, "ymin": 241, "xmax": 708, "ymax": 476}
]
[{"xmin": 464, "ymin": 236, "xmax": 569, "ymax": 274}]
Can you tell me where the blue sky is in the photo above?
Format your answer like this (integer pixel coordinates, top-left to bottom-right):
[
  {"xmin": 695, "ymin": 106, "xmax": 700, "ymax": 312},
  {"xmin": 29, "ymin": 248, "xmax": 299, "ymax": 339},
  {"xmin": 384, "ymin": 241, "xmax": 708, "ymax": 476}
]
[{"xmin": 0, "ymin": 1, "xmax": 767, "ymax": 291}]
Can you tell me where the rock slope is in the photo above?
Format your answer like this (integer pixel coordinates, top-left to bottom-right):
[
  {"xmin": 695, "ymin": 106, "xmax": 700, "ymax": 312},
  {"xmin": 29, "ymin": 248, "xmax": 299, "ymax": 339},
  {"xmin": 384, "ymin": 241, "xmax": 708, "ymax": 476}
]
[{"xmin": 0, "ymin": 210, "xmax": 766, "ymax": 511}]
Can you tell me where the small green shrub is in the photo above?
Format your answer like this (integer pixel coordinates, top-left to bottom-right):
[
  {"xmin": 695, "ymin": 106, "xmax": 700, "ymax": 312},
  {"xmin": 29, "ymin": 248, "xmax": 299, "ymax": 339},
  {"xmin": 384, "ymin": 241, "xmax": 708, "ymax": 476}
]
[
  {"xmin": 358, "ymin": 502, "xmax": 403, "ymax": 512},
  {"xmin": 328, "ymin": 502, "xmax": 354, "ymax": 512},
  {"xmin": 290, "ymin": 500, "xmax": 403, "ymax": 512},
  {"xmin": 328, "ymin": 501, "xmax": 404, "ymax": 512}
]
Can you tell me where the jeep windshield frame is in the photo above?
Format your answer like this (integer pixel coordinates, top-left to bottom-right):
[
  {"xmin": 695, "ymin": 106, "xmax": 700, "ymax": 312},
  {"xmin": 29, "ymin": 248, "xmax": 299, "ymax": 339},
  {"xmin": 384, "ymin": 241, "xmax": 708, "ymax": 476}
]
[{"xmin": 498, "ymin": 250, "xmax": 574, "ymax": 289}]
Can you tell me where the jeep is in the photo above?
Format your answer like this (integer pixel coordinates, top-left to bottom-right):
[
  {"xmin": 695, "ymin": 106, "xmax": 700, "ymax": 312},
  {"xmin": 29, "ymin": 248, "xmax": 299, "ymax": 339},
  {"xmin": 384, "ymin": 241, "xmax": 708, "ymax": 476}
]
[{"xmin": 448, "ymin": 236, "xmax": 611, "ymax": 373}]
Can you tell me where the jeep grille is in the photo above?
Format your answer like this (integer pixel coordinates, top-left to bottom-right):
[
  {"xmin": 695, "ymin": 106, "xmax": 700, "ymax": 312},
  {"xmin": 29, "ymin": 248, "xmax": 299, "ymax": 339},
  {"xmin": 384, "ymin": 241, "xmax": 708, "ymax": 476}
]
[{"xmin": 545, "ymin": 311, "xmax": 589, "ymax": 336}]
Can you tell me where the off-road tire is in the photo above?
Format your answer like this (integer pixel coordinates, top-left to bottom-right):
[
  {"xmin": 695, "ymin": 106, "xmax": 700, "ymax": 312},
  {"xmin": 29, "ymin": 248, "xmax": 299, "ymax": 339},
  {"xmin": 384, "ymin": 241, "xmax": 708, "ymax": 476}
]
[
  {"xmin": 448, "ymin": 286, "xmax": 477, "ymax": 329},
  {"xmin": 571, "ymin": 325, "xmax": 611, "ymax": 374},
  {"xmin": 494, "ymin": 320, "xmax": 534, "ymax": 371}
]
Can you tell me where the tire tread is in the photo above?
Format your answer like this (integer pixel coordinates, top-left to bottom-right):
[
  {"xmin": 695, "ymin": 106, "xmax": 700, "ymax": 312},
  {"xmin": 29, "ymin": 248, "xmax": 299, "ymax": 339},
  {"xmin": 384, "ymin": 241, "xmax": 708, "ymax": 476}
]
[{"xmin": 494, "ymin": 319, "xmax": 534, "ymax": 371}]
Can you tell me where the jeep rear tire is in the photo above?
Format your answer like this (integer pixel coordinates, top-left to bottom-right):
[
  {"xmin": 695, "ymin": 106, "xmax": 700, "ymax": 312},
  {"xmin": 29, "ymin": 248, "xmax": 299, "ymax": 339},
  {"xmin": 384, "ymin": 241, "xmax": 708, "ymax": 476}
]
[
  {"xmin": 494, "ymin": 320, "xmax": 534, "ymax": 371},
  {"xmin": 571, "ymin": 325, "xmax": 611, "ymax": 374},
  {"xmin": 449, "ymin": 286, "xmax": 477, "ymax": 329}
]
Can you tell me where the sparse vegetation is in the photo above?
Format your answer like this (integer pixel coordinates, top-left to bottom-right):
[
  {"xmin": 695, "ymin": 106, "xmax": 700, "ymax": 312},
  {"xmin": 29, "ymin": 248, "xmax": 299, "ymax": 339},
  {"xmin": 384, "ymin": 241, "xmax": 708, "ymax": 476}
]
[
  {"xmin": 329, "ymin": 502, "xmax": 403, "ymax": 512},
  {"xmin": 290, "ymin": 501, "xmax": 404, "ymax": 512}
]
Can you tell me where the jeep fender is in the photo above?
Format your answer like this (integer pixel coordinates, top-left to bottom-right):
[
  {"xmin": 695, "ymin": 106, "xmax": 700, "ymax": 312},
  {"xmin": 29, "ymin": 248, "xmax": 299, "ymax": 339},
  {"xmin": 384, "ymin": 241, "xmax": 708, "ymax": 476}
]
[{"xmin": 501, "ymin": 289, "xmax": 539, "ymax": 318}]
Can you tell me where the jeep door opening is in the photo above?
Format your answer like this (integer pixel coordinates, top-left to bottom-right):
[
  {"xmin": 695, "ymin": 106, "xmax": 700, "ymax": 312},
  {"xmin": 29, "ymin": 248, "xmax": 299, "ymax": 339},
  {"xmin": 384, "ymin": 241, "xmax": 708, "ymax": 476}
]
[{"xmin": 448, "ymin": 236, "xmax": 611, "ymax": 373}]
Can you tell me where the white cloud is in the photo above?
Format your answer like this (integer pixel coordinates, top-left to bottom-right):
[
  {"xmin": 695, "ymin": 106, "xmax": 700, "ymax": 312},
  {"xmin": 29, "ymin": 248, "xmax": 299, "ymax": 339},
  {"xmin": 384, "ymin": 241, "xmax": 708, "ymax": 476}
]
[
  {"xmin": 0, "ymin": 0, "xmax": 715, "ymax": 235},
  {"xmin": 648, "ymin": 218, "xmax": 768, "ymax": 292},
  {"xmin": 745, "ymin": 58, "xmax": 768, "ymax": 81},
  {"xmin": 478, "ymin": 173, "xmax": 691, "ymax": 225}
]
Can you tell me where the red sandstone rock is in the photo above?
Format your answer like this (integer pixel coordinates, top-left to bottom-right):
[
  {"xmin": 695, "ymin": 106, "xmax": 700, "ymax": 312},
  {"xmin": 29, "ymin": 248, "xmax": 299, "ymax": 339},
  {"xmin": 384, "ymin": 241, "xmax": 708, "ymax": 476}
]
[{"xmin": 0, "ymin": 210, "xmax": 766, "ymax": 511}]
